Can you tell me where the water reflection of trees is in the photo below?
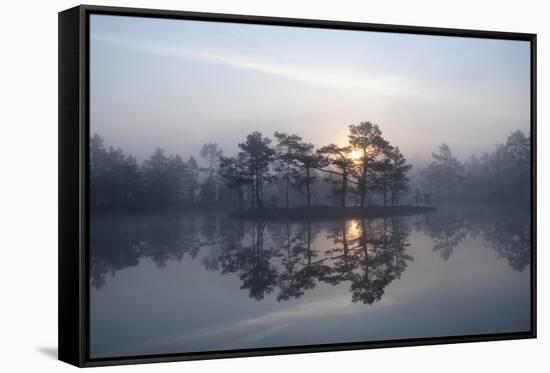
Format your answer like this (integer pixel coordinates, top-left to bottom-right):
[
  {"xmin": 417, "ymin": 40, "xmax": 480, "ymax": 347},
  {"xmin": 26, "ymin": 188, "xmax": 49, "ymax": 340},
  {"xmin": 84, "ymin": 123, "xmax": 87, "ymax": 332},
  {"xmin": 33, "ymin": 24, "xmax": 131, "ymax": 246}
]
[
  {"xmin": 90, "ymin": 213, "xmax": 202, "ymax": 289},
  {"xmin": 270, "ymin": 223, "xmax": 329, "ymax": 301},
  {"xmin": 415, "ymin": 213, "xmax": 468, "ymax": 261},
  {"xmin": 481, "ymin": 215, "xmax": 531, "ymax": 272},
  {"xmin": 90, "ymin": 207, "xmax": 531, "ymax": 302},
  {"xmin": 203, "ymin": 217, "xmax": 413, "ymax": 305},
  {"xmin": 324, "ymin": 218, "xmax": 412, "ymax": 304},
  {"xmin": 90, "ymin": 214, "xmax": 413, "ymax": 305},
  {"xmin": 414, "ymin": 206, "xmax": 531, "ymax": 271}
]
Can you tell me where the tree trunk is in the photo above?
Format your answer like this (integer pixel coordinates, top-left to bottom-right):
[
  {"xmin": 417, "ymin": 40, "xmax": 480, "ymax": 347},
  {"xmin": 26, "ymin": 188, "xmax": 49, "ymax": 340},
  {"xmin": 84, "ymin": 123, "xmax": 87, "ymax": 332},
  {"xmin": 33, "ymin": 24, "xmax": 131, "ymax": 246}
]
[
  {"xmin": 306, "ymin": 168, "xmax": 311, "ymax": 208},
  {"xmin": 306, "ymin": 222, "xmax": 312, "ymax": 265},
  {"xmin": 237, "ymin": 187, "xmax": 243, "ymax": 211},
  {"xmin": 255, "ymin": 170, "xmax": 263, "ymax": 208},
  {"xmin": 285, "ymin": 165, "xmax": 290, "ymax": 209},
  {"xmin": 341, "ymin": 172, "xmax": 347, "ymax": 208},
  {"xmin": 382, "ymin": 180, "xmax": 387, "ymax": 206},
  {"xmin": 360, "ymin": 177, "xmax": 367, "ymax": 208},
  {"xmin": 360, "ymin": 164, "xmax": 368, "ymax": 208}
]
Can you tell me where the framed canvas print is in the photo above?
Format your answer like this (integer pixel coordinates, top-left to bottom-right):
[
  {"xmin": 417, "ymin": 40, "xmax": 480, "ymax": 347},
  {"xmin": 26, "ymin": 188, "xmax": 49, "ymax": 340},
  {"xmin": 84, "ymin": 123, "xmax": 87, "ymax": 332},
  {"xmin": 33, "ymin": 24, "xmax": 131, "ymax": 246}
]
[{"xmin": 58, "ymin": 5, "xmax": 537, "ymax": 367}]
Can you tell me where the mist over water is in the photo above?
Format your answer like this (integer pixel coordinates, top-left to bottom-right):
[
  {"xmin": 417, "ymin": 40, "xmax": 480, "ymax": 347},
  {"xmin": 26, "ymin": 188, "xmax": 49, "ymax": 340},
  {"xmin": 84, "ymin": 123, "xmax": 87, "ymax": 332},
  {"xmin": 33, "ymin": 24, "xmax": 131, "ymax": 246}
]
[{"xmin": 89, "ymin": 204, "xmax": 530, "ymax": 357}]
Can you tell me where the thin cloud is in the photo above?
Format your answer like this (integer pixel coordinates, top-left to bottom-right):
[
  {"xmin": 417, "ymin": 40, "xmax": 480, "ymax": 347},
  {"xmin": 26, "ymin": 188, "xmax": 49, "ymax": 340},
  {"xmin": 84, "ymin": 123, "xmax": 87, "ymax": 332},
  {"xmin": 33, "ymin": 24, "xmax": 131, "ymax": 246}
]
[{"xmin": 92, "ymin": 33, "xmax": 418, "ymax": 96}]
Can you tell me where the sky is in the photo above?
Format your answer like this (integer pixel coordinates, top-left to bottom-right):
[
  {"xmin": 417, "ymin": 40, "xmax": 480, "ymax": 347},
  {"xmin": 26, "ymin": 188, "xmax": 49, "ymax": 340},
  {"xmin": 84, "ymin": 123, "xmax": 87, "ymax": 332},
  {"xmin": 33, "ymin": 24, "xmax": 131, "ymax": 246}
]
[{"xmin": 89, "ymin": 14, "xmax": 531, "ymax": 164}]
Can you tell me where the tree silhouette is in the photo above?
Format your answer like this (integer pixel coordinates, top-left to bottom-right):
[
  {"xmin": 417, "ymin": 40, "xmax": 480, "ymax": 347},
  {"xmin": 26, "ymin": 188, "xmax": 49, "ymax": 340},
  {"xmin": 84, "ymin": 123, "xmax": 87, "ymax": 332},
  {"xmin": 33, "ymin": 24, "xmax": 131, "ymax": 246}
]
[
  {"xmin": 388, "ymin": 146, "xmax": 412, "ymax": 206},
  {"xmin": 274, "ymin": 132, "xmax": 302, "ymax": 209},
  {"xmin": 218, "ymin": 153, "xmax": 253, "ymax": 211},
  {"xmin": 423, "ymin": 192, "xmax": 432, "ymax": 206},
  {"xmin": 414, "ymin": 188, "xmax": 422, "ymax": 206},
  {"xmin": 292, "ymin": 141, "xmax": 328, "ymax": 208},
  {"xmin": 421, "ymin": 131, "xmax": 530, "ymax": 205},
  {"xmin": 238, "ymin": 132, "xmax": 275, "ymax": 209},
  {"xmin": 497, "ymin": 131, "xmax": 530, "ymax": 204},
  {"xmin": 186, "ymin": 156, "xmax": 200, "ymax": 204},
  {"xmin": 200, "ymin": 143, "xmax": 223, "ymax": 203},
  {"xmin": 89, "ymin": 127, "xmax": 529, "ymax": 211},
  {"xmin": 90, "ymin": 134, "xmax": 143, "ymax": 208},
  {"xmin": 369, "ymin": 153, "xmax": 393, "ymax": 206},
  {"xmin": 348, "ymin": 122, "xmax": 389, "ymax": 207},
  {"xmin": 142, "ymin": 148, "xmax": 172, "ymax": 208},
  {"xmin": 422, "ymin": 144, "xmax": 463, "ymax": 201},
  {"xmin": 318, "ymin": 144, "xmax": 356, "ymax": 207},
  {"xmin": 168, "ymin": 154, "xmax": 189, "ymax": 204}
]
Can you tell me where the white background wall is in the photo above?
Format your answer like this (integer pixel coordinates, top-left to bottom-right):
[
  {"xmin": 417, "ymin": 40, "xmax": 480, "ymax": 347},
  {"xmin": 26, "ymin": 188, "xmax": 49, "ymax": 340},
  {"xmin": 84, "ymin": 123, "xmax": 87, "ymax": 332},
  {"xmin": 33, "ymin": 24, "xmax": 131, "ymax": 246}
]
[{"xmin": 0, "ymin": 0, "xmax": 546, "ymax": 371}]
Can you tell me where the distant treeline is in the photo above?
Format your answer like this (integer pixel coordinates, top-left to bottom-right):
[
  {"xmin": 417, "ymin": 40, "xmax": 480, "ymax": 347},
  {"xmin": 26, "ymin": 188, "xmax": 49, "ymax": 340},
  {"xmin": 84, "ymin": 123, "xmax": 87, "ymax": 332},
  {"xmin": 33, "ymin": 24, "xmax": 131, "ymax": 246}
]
[
  {"xmin": 89, "ymin": 121, "xmax": 530, "ymax": 211},
  {"xmin": 419, "ymin": 130, "xmax": 530, "ymax": 205}
]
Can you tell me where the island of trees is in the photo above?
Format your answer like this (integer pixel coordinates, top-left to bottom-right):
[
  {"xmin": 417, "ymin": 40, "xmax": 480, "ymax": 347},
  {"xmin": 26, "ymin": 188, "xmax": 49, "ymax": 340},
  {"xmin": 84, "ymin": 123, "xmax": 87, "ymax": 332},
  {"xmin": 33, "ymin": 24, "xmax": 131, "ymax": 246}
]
[{"xmin": 90, "ymin": 120, "xmax": 530, "ymax": 219}]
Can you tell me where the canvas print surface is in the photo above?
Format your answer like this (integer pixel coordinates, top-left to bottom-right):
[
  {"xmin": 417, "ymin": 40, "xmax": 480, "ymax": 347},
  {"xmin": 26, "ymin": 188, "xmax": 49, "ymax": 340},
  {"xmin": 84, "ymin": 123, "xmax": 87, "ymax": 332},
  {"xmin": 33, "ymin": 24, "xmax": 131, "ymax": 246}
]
[{"xmin": 88, "ymin": 14, "xmax": 532, "ymax": 358}]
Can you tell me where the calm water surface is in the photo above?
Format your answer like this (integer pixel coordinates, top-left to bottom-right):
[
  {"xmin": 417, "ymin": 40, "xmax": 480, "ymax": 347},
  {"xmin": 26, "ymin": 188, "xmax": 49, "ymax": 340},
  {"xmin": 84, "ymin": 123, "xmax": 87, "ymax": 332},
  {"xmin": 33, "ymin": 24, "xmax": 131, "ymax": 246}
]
[{"xmin": 89, "ymin": 205, "xmax": 531, "ymax": 358}]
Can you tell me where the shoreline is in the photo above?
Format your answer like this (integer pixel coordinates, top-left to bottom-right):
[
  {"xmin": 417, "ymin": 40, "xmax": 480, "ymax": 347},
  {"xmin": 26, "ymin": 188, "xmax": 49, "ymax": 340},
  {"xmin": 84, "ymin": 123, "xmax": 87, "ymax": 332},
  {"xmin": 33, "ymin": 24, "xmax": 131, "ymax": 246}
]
[{"xmin": 229, "ymin": 205, "xmax": 437, "ymax": 222}]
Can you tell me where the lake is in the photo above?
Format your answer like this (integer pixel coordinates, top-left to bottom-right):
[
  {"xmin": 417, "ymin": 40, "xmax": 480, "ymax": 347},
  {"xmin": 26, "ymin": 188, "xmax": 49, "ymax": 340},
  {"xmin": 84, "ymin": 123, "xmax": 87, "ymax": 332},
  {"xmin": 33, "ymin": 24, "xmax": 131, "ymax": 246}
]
[{"xmin": 89, "ymin": 205, "xmax": 531, "ymax": 358}]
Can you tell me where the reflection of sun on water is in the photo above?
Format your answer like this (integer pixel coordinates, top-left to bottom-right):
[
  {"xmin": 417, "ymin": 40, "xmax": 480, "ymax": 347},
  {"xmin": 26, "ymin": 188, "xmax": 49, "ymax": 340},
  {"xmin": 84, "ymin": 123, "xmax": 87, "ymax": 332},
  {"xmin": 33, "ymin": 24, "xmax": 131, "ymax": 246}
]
[{"xmin": 346, "ymin": 219, "xmax": 362, "ymax": 240}]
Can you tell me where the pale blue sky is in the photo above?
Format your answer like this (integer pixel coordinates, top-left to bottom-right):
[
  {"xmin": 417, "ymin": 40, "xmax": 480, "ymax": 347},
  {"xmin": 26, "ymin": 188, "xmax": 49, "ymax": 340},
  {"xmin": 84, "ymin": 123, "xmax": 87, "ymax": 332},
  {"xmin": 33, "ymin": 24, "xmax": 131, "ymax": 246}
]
[{"xmin": 90, "ymin": 14, "xmax": 530, "ymax": 163}]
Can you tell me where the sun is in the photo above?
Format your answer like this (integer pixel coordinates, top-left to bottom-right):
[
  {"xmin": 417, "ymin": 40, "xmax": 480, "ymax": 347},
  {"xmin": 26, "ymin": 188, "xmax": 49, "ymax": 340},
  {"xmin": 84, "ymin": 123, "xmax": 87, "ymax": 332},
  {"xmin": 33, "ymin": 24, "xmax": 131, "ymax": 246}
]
[{"xmin": 350, "ymin": 149, "xmax": 362, "ymax": 160}]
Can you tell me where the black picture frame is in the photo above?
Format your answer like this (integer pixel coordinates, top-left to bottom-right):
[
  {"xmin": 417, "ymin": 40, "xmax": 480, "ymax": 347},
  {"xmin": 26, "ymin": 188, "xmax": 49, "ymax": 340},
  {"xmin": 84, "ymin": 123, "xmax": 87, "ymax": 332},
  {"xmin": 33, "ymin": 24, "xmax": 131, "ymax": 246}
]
[{"xmin": 59, "ymin": 4, "xmax": 537, "ymax": 368}]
